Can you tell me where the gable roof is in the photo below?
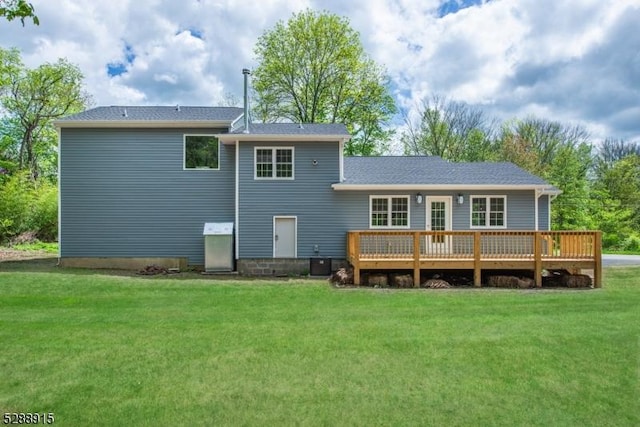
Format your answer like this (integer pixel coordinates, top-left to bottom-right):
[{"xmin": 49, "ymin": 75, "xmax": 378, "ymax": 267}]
[
  {"xmin": 335, "ymin": 156, "xmax": 560, "ymax": 193},
  {"xmin": 54, "ymin": 106, "xmax": 244, "ymax": 128}
]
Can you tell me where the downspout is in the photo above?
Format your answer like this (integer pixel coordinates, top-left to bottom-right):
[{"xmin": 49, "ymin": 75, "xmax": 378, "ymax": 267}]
[
  {"xmin": 242, "ymin": 68, "xmax": 250, "ymax": 133},
  {"xmin": 534, "ymin": 189, "xmax": 541, "ymax": 231},
  {"xmin": 56, "ymin": 127, "xmax": 62, "ymax": 265},
  {"xmin": 235, "ymin": 140, "xmax": 239, "ymax": 261}
]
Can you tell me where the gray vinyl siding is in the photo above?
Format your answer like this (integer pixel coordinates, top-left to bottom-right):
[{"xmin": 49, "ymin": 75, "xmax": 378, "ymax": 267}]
[
  {"xmin": 238, "ymin": 144, "xmax": 547, "ymax": 259},
  {"xmin": 328, "ymin": 190, "xmax": 544, "ymax": 241},
  {"xmin": 60, "ymin": 128, "xmax": 234, "ymax": 264},
  {"xmin": 538, "ymin": 195, "xmax": 550, "ymax": 230},
  {"xmin": 238, "ymin": 141, "xmax": 346, "ymax": 258}
]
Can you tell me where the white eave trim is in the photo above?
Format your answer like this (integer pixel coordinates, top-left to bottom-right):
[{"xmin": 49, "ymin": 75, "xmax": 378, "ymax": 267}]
[
  {"xmin": 217, "ymin": 134, "xmax": 351, "ymax": 144},
  {"xmin": 54, "ymin": 120, "xmax": 234, "ymax": 129},
  {"xmin": 332, "ymin": 183, "xmax": 561, "ymax": 192}
]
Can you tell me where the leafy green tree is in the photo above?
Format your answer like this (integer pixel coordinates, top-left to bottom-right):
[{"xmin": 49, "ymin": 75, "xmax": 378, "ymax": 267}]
[
  {"xmin": 0, "ymin": 48, "xmax": 91, "ymax": 179},
  {"xmin": 497, "ymin": 117, "xmax": 593, "ymax": 230},
  {"xmin": 597, "ymin": 154, "xmax": 640, "ymax": 226},
  {"xmin": 402, "ymin": 95, "xmax": 496, "ymax": 161},
  {"xmin": 498, "ymin": 117, "xmax": 590, "ymax": 177},
  {"xmin": 0, "ymin": 0, "xmax": 38, "ymax": 25},
  {"xmin": 252, "ymin": 9, "xmax": 396, "ymax": 155},
  {"xmin": 546, "ymin": 143, "xmax": 593, "ymax": 229}
]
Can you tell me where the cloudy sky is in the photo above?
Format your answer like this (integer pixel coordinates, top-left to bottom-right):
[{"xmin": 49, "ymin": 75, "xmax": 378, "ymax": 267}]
[{"xmin": 2, "ymin": 0, "xmax": 639, "ymax": 146}]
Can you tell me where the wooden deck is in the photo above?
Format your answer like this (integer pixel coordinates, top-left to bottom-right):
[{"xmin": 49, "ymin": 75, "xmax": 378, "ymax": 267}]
[{"xmin": 346, "ymin": 230, "xmax": 602, "ymax": 287}]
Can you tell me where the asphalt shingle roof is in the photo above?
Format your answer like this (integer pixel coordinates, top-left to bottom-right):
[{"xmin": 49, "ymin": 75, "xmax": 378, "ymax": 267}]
[
  {"xmin": 343, "ymin": 156, "xmax": 551, "ymax": 186},
  {"xmin": 231, "ymin": 122, "xmax": 349, "ymax": 136},
  {"xmin": 57, "ymin": 106, "xmax": 244, "ymax": 122}
]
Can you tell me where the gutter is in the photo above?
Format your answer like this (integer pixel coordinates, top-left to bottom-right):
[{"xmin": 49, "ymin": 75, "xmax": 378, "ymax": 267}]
[{"xmin": 332, "ymin": 183, "xmax": 562, "ymax": 192}]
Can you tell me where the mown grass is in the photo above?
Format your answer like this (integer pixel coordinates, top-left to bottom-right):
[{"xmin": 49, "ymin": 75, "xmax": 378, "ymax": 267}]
[{"xmin": 0, "ymin": 264, "xmax": 638, "ymax": 426}]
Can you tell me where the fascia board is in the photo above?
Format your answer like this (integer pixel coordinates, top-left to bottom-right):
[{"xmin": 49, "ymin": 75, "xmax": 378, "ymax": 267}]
[
  {"xmin": 217, "ymin": 134, "xmax": 351, "ymax": 144},
  {"xmin": 54, "ymin": 120, "xmax": 234, "ymax": 129}
]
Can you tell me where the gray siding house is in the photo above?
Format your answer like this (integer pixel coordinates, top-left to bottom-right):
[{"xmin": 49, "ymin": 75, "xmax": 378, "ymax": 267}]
[{"xmin": 55, "ymin": 105, "xmax": 560, "ymax": 274}]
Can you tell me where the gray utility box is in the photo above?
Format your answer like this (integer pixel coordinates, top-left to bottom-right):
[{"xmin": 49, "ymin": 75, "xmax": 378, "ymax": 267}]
[{"xmin": 203, "ymin": 222, "xmax": 234, "ymax": 272}]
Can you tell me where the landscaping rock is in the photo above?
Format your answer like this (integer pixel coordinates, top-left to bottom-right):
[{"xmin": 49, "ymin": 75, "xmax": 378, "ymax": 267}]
[
  {"xmin": 390, "ymin": 273, "xmax": 414, "ymax": 288},
  {"xmin": 368, "ymin": 273, "xmax": 388, "ymax": 287},
  {"xmin": 488, "ymin": 275, "xmax": 520, "ymax": 288},
  {"xmin": 329, "ymin": 267, "xmax": 354, "ymax": 286},
  {"xmin": 517, "ymin": 277, "xmax": 536, "ymax": 289},
  {"xmin": 422, "ymin": 279, "xmax": 451, "ymax": 289},
  {"xmin": 138, "ymin": 265, "xmax": 169, "ymax": 275},
  {"xmin": 562, "ymin": 274, "xmax": 592, "ymax": 288}
]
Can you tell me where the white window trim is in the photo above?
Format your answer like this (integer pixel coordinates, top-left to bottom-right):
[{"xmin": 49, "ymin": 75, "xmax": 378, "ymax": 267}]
[
  {"xmin": 469, "ymin": 195, "xmax": 508, "ymax": 229},
  {"xmin": 369, "ymin": 195, "xmax": 411, "ymax": 229},
  {"xmin": 254, "ymin": 146, "xmax": 295, "ymax": 180},
  {"xmin": 183, "ymin": 134, "xmax": 220, "ymax": 170}
]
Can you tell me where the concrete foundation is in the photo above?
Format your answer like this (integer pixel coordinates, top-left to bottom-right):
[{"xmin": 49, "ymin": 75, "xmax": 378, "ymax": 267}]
[{"xmin": 58, "ymin": 257, "xmax": 188, "ymax": 270}]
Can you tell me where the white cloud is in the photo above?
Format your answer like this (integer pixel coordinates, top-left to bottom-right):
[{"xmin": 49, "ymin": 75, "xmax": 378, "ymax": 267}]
[{"xmin": 1, "ymin": 0, "xmax": 638, "ymax": 143}]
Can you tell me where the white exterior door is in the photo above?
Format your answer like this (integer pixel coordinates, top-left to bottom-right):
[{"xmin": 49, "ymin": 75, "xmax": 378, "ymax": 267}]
[
  {"xmin": 426, "ymin": 197, "xmax": 452, "ymax": 253},
  {"xmin": 274, "ymin": 217, "xmax": 297, "ymax": 258}
]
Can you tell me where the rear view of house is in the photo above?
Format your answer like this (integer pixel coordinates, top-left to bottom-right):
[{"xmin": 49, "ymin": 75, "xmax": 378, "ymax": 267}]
[{"xmin": 55, "ymin": 98, "xmax": 601, "ymax": 286}]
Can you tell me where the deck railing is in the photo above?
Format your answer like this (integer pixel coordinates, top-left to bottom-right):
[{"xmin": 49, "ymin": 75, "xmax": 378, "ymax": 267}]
[{"xmin": 346, "ymin": 230, "xmax": 602, "ymax": 287}]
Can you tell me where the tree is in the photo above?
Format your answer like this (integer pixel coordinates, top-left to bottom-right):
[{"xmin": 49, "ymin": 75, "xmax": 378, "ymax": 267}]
[
  {"xmin": 0, "ymin": 0, "xmax": 38, "ymax": 25},
  {"xmin": 402, "ymin": 95, "xmax": 497, "ymax": 161},
  {"xmin": 546, "ymin": 143, "xmax": 593, "ymax": 229},
  {"xmin": 597, "ymin": 138, "xmax": 640, "ymax": 165},
  {"xmin": 252, "ymin": 9, "xmax": 396, "ymax": 155},
  {"xmin": 596, "ymin": 154, "xmax": 640, "ymax": 227},
  {"xmin": 497, "ymin": 117, "xmax": 593, "ymax": 230},
  {"xmin": 498, "ymin": 117, "xmax": 590, "ymax": 177},
  {"xmin": 0, "ymin": 48, "xmax": 91, "ymax": 179}
]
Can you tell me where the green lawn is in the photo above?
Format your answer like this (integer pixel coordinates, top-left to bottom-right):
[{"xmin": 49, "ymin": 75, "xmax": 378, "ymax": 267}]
[{"xmin": 0, "ymin": 263, "xmax": 638, "ymax": 426}]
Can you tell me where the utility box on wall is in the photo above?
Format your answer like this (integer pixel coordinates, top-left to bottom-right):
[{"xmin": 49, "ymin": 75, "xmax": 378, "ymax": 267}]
[
  {"xmin": 203, "ymin": 222, "xmax": 234, "ymax": 272},
  {"xmin": 310, "ymin": 257, "xmax": 331, "ymax": 276}
]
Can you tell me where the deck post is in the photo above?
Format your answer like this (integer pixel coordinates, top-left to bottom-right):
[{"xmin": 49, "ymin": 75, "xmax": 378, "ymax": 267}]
[
  {"xmin": 473, "ymin": 231, "xmax": 481, "ymax": 287},
  {"xmin": 353, "ymin": 232, "xmax": 361, "ymax": 286},
  {"xmin": 413, "ymin": 231, "xmax": 421, "ymax": 288},
  {"xmin": 594, "ymin": 231, "xmax": 602, "ymax": 288},
  {"xmin": 534, "ymin": 232, "xmax": 542, "ymax": 287}
]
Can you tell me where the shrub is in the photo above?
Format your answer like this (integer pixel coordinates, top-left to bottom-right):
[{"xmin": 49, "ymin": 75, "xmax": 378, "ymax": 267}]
[
  {"xmin": 30, "ymin": 179, "xmax": 58, "ymax": 241},
  {"xmin": 621, "ymin": 234, "xmax": 640, "ymax": 252},
  {"xmin": 0, "ymin": 172, "xmax": 33, "ymax": 243},
  {"xmin": 0, "ymin": 172, "xmax": 58, "ymax": 244}
]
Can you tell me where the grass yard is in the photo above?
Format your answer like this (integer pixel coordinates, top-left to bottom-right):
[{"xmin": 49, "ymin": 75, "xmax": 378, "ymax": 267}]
[{"xmin": 0, "ymin": 262, "xmax": 639, "ymax": 426}]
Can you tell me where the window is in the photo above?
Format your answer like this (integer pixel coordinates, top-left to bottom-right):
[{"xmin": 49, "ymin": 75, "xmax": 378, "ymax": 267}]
[
  {"xmin": 370, "ymin": 196, "xmax": 409, "ymax": 228},
  {"xmin": 184, "ymin": 135, "xmax": 219, "ymax": 169},
  {"xmin": 471, "ymin": 196, "xmax": 506, "ymax": 228},
  {"xmin": 255, "ymin": 147, "xmax": 294, "ymax": 179}
]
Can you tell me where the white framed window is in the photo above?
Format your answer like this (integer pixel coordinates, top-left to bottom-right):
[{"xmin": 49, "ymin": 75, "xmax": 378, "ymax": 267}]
[
  {"xmin": 255, "ymin": 147, "xmax": 294, "ymax": 179},
  {"xmin": 369, "ymin": 196, "xmax": 410, "ymax": 228},
  {"xmin": 470, "ymin": 196, "xmax": 507, "ymax": 228},
  {"xmin": 183, "ymin": 135, "xmax": 219, "ymax": 170}
]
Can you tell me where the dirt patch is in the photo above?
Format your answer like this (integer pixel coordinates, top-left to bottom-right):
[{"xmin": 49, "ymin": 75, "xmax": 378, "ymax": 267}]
[{"xmin": 0, "ymin": 248, "xmax": 57, "ymax": 262}]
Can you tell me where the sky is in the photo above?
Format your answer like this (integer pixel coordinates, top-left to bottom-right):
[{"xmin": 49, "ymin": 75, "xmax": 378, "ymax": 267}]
[{"xmin": 2, "ymin": 0, "xmax": 639, "ymax": 149}]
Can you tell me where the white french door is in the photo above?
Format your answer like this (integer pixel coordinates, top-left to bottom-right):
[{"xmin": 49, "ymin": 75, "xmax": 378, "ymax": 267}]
[{"xmin": 426, "ymin": 196, "xmax": 452, "ymax": 253}]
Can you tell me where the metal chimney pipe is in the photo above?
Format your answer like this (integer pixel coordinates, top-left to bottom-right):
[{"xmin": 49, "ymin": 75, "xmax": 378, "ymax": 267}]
[{"xmin": 242, "ymin": 68, "xmax": 250, "ymax": 133}]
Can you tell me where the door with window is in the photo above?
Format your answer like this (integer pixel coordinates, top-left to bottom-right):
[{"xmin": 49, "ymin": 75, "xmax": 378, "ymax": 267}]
[
  {"xmin": 426, "ymin": 197, "xmax": 452, "ymax": 254},
  {"xmin": 274, "ymin": 217, "xmax": 297, "ymax": 258}
]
